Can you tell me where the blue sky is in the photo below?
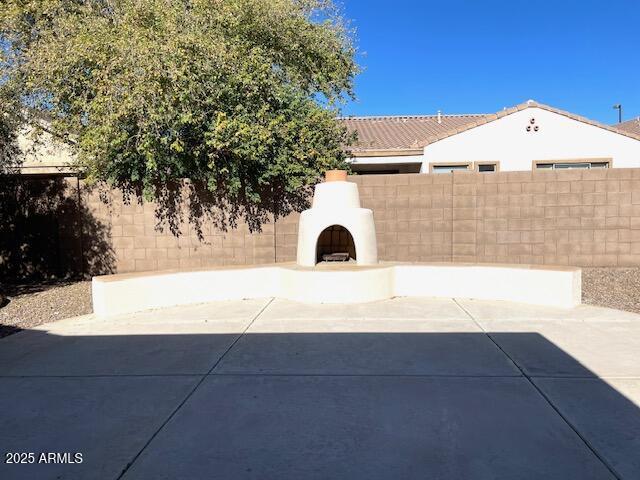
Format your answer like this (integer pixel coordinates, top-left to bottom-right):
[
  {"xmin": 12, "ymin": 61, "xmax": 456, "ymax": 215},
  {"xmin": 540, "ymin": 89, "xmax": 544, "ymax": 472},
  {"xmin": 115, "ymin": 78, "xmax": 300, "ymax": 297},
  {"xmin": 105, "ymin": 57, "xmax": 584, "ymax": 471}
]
[{"xmin": 340, "ymin": 0, "xmax": 640, "ymax": 124}]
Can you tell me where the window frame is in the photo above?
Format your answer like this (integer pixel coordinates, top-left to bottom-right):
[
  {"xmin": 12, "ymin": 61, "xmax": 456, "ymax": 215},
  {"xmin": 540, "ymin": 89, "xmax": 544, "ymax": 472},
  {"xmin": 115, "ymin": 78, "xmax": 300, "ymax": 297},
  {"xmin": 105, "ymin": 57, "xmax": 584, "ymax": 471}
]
[
  {"xmin": 532, "ymin": 158, "xmax": 612, "ymax": 170},
  {"xmin": 428, "ymin": 162, "xmax": 473, "ymax": 174},
  {"xmin": 475, "ymin": 161, "xmax": 500, "ymax": 173}
]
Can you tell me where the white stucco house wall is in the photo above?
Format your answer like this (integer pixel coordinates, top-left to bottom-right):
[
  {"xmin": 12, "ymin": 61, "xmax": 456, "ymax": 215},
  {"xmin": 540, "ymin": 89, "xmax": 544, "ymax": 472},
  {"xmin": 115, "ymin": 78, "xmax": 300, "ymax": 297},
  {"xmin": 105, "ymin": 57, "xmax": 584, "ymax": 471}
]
[
  {"xmin": 343, "ymin": 100, "xmax": 640, "ymax": 174},
  {"xmin": 13, "ymin": 125, "xmax": 75, "ymax": 175}
]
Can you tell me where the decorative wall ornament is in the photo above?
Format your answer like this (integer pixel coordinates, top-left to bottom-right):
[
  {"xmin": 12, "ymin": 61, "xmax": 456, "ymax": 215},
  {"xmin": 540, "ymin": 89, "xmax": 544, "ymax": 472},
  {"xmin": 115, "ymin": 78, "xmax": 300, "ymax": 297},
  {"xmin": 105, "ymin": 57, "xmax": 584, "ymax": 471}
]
[{"xmin": 526, "ymin": 117, "xmax": 540, "ymax": 132}]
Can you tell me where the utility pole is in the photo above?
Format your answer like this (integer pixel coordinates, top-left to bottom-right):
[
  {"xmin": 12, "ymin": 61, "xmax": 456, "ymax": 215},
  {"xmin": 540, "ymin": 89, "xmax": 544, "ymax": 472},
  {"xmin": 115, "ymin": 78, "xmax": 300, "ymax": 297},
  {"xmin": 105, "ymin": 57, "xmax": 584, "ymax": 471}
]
[{"xmin": 613, "ymin": 104, "xmax": 622, "ymax": 123}]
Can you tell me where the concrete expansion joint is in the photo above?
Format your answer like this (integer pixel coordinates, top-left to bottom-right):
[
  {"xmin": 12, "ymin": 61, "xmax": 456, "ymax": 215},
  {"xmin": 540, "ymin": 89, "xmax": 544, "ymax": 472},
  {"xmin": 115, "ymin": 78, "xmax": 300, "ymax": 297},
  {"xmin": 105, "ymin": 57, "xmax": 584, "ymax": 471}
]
[
  {"xmin": 207, "ymin": 373, "xmax": 524, "ymax": 379},
  {"xmin": 115, "ymin": 297, "xmax": 275, "ymax": 480},
  {"xmin": 452, "ymin": 298, "xmax": 623, "ymax": 480}
]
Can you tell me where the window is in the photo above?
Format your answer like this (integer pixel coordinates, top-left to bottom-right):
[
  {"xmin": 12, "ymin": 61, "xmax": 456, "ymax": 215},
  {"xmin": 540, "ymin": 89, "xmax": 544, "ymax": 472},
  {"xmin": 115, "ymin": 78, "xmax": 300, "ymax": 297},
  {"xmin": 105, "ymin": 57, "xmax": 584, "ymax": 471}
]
[
  {"xmin": 351, "ymin": 163, "xmax": 421, "ymax": 175},
  {"xmin": 354, "ymin": 169, "xmax": 400, "ymax": 175},
  {"xmin": 430, "ymin": 163, "xmax": 471, "ymax": 174},
  {"xmin": 477, "ymin": 163, "xmax": 498, "ymax": 173},
  {"xmin": 553, "ymin": 162, "xmax": 591, "ymax": 169},
  {"xmin": 535, "ymin": 161, "xmax": 610, "ymax": 170}
]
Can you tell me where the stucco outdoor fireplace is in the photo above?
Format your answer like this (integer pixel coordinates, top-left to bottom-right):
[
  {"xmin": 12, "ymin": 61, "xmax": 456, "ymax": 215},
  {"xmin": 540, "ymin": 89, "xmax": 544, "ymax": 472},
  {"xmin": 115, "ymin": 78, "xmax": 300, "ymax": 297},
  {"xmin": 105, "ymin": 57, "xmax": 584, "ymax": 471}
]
[{"xmin": 296, "ymin": 170, "xmax": 378, "ymax": 267}]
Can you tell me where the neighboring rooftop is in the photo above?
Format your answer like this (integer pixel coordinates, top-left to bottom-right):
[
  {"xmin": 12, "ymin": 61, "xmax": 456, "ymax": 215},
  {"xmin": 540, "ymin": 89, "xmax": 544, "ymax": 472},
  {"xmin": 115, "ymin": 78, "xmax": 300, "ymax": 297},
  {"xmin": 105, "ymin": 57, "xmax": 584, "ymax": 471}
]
[
  {"xmin": 343, "ymin": 100, "xmax": 640, "ymax": 156},
  {"xmin": 615, "ymin": 117, "xmax": 640, "ymax": 137},
  {"xmin": 341, "ymin": 114, "xmax": 488, "ymax": 153}
]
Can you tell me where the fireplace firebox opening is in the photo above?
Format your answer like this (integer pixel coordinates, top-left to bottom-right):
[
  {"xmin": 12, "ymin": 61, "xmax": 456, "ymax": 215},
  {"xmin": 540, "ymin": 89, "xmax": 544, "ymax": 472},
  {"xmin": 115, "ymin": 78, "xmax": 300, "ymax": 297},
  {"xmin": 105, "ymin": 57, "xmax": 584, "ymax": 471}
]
[{"xmin": 316, "ymin": 225, "xmax": 357, "ymax": 263}]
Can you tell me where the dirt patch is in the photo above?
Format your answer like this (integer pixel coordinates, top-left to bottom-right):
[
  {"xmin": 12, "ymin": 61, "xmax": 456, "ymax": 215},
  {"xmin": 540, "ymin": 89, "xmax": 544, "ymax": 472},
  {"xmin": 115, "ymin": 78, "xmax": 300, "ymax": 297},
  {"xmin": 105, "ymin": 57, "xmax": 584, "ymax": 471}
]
[
  {"xmin": 0, "ymin": 281, "xmax": 92, "ymax": 337},
  {"xmin": 582, "ymin": 267, "xmax": 640, "ymax": 314}
]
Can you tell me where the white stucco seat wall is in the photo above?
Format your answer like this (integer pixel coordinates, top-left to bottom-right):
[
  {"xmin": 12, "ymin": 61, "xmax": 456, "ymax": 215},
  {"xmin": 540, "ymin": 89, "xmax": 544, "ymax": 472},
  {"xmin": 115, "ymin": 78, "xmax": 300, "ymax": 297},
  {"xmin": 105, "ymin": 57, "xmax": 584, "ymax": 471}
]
[{"xmin": 92, "ymin": 263, "xmax": 581, "ymax": 317}]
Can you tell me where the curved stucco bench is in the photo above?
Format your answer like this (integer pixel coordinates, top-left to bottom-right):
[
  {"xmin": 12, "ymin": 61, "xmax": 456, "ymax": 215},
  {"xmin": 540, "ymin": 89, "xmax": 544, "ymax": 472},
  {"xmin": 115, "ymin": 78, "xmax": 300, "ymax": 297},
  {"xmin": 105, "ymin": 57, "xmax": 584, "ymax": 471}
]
[{"xmin": 92, "ymin": 262, "xmax": 581, "ymax": 317}]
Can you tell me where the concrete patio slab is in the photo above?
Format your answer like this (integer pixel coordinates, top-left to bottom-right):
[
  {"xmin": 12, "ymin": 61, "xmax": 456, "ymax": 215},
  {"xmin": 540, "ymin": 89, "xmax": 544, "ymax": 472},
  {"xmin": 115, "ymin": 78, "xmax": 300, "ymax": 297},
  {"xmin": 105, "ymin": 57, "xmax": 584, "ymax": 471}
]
[
  {"xmin": 534, "ymin": 377, "xmax": 640, "ymax": 480},
  {"xmin": 260, "ymin": 297, "xmax": 471, "ymax": 322},
  {"xmin": 215, "ymin": 298, "xmax": 515, "ymax": 375},
  {"xmin": 0, "ymin": 376, "xmax": 199, "ymax": 480},
  {"xmin": 0, "ymin": 300, "xmax": 271, "ymax": 376},
  {"xmin": 250, "ymin": 298, "xmax": 478, "ymax": 333},
  {"xmin": 1, "ymin": 297, "xmax": 638, "ymax": 479},
  {"xmin": 121, "ymin": 375, "xmax": 614, "ymax": 480},
  {"xmin": 44, "ymin": 298, "xmax": 272, "ymax": 332},
  {"xmin": 0, "ymin": 329, "xmax": 238, "ymax": 376},
  {"xmin": 457, "ymin": 298, "xmax": 640, "ymax": 324},
  {"xmin": 215, "ymin": 330, "xmax": 519, "ymax": 376},
  {"xmin": 482, "ymin": 321, "xmax": 640, "ymax": 377}
]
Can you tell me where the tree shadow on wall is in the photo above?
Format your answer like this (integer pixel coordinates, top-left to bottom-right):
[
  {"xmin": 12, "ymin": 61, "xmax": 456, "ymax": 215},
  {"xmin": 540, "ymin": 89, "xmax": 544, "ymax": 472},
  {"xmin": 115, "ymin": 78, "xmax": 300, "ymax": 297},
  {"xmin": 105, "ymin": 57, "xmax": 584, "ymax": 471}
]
[
  {"xmin": 0, "ymin": 175, "xmax": 115, "ymax": 283},
  {"xmin": 122, "ymin": 177, "xmax": 313, "ymax": 239}
]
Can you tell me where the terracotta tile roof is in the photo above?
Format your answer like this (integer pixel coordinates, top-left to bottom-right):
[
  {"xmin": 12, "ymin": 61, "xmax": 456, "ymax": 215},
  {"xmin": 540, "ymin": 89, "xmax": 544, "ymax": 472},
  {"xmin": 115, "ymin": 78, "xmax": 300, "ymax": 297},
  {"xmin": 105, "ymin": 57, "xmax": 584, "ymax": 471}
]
[
  {"xmin": 341, "ymin": 114, "xmax": 488, "ymax": 152},
  {"xmin": 343, "ymin": 100, "xmax": 640, "ymax": 156},
  {"xmin": 615, "ymin": 117, "xmax": 640, "ymax": 137}
]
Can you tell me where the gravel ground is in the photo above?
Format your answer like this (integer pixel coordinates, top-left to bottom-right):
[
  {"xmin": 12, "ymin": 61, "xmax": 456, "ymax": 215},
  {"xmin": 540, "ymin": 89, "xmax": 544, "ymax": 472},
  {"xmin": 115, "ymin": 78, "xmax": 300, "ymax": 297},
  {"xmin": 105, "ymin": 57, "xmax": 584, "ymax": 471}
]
[
  {"xmin": 0, "ymin": 268, "xmax": 638, "ymax": 338},
  {"xmin": 582, "ymin": 267, "xmax": 640, "ymax": 314},
  {"xmin": 0, "ymin": 281, "xmax": 92, "ymax": 338}
]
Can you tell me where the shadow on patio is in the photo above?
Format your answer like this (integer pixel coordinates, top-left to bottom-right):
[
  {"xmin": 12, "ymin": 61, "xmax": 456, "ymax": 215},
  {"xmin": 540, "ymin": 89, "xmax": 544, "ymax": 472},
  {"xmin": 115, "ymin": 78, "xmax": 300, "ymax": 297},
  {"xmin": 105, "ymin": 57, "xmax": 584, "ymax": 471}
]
[{"xmin": 0, "ymin": 329, "xmax": 638, "ymax": 480}]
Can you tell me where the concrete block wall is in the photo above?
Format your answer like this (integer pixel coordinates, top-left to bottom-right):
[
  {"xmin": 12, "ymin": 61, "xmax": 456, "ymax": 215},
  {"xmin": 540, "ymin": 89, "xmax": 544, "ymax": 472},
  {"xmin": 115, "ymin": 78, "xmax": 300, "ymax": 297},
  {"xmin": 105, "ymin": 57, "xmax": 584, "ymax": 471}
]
[
  {"xmin": 84, "ymin": 187, "xmax": 277, "ymax": 274},
  {"xmin": 0, "ymin": 175, "xmax": 86, "ymax": 279},
  {"xmin": 350, "ymin": 173, "xmax": 454, "ymax": 262},
  {"xmin": 93, "ymin": 168, "xmax": 640, "ymax": 273},
  {"xmin": 351, "ymin": 168, "xmax": 640, "ymax": 267},
  {"xmin": 12, "ymin": 168, "xmax": 637, "ymax": 278}
]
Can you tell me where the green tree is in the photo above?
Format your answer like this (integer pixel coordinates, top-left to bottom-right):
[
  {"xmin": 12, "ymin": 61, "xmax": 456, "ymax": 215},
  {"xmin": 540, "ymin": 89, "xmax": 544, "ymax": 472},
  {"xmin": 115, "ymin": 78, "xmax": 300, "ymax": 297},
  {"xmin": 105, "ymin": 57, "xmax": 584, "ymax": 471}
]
[
  {"xmin": 0, "ymin": 0, "xmax": 357, "ymax": 234},
  {"xmin": 0, "ymin": 114, "xmax": 19, "ymax": 175},
  {"xmin": 0, "ymin": 79, "xmax": 21, "ymax": 174}
]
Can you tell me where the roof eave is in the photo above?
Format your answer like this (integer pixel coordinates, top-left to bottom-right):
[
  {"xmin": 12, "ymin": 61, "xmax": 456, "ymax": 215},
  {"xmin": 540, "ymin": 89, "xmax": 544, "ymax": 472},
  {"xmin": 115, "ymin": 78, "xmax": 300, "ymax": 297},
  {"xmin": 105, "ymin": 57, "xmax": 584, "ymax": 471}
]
[{"xmin": 349, "ymin": 148, "xmax": 423, "ymax": 157}]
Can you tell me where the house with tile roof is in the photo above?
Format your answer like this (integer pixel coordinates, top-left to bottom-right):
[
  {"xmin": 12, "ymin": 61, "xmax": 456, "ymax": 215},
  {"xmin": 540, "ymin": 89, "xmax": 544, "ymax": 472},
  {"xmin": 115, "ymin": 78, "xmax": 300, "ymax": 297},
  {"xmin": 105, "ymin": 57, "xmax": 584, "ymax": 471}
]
[
  {"xmin": 343, "ymin": 100, "xmax": 640, "ymax": 174},
  {"xmin": 13, "ymin": 99, "xmax": 640, "ymax": 176}
]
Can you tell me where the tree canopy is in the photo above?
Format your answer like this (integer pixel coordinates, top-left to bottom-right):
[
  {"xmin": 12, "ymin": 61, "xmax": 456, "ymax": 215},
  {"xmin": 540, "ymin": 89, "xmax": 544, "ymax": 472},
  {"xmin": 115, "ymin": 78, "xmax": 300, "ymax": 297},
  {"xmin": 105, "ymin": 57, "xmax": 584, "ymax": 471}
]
[{"xmin": 0, "ymin": 0, "xmax": 358, "ymax": 233}]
